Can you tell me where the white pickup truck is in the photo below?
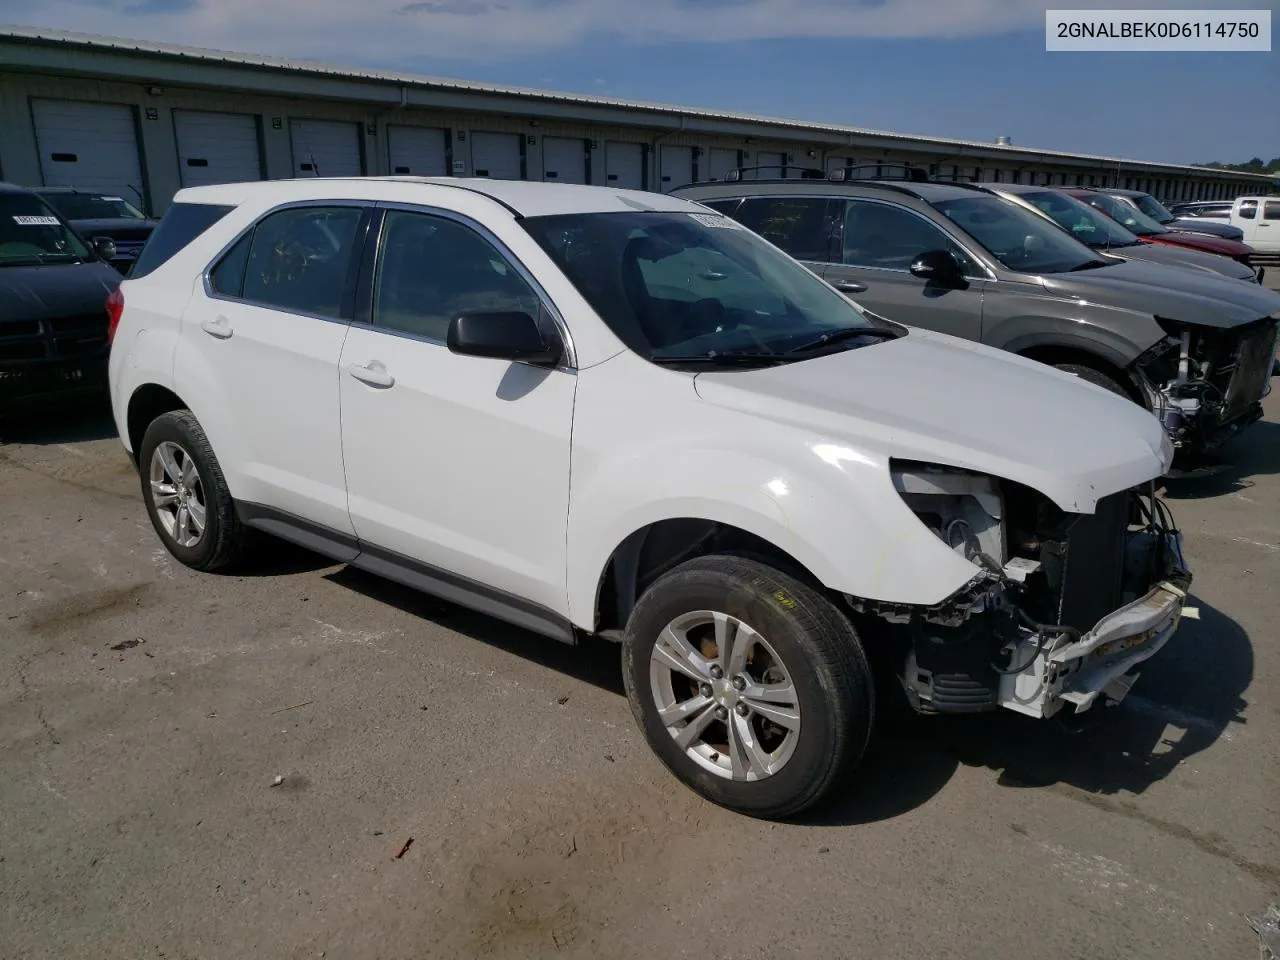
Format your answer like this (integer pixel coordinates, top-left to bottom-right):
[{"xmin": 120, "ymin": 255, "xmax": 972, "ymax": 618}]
[{"xmin": 1176, "ymin": 196, "xmax": 1280, "ymax": 256}]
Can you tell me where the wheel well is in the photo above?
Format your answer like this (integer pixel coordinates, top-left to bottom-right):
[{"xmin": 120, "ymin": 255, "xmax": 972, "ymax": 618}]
[
  {"xmin": 126, "ymin": 384, "xmax": 186, "ymax": 463},
  {"xmin": 1017, "ymin": 345, "xmax": 1140, "ymax": 402},
  {"xmin": 593, "ymin": 519, "xmax": 822, "ymax": 635}
]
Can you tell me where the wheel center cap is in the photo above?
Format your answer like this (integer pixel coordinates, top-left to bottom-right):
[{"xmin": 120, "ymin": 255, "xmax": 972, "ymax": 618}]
[{"xmin": 713, "ymin": 679, "xmax": 736, "ymax": 706}]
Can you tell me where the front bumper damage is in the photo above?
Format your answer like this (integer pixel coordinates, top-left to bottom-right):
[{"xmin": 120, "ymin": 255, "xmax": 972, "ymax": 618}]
[
  {"xmin": 1136, "ymin": 317, "xmax": 1279, "ymax": 456},
  {"xmin": 855, "ymin": 467, "xmax": 1193, "ymax": 722}
]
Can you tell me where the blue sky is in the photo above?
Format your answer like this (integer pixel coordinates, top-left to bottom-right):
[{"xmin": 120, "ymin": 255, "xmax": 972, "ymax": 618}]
[{"xmin": 3, "ymin": 0, "xmax": 1277, "ymax": 164}]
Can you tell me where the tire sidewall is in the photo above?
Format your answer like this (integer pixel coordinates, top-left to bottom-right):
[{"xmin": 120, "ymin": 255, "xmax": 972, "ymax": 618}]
[
  {"xmin": 138, "ymin": 413, "xmax": 222, "ymax": 569},
  {"xmin": 623, "ymin": 565, "xmax": 853, "ymax": 816}
]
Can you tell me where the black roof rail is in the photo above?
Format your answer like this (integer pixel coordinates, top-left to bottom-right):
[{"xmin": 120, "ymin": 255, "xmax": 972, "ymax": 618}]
[
  {"xmin": 828, "ymin": 163, "xmax": 931, "ymax": 183},
  {"xmin": 724, "ymin": 164, "xmax": 826, "ymax": 181}
]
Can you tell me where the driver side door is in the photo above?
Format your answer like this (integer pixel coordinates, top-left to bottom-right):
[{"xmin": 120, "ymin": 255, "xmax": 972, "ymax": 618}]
[{"xmin": 823, "ymin": 198, "xmax": 987, "ymax": 342}]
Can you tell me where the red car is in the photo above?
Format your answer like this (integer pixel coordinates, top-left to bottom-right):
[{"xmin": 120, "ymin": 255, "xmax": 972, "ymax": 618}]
[{"xmin": 1067, "ymin": 189, "xmax": 1258, "ymax": 274}]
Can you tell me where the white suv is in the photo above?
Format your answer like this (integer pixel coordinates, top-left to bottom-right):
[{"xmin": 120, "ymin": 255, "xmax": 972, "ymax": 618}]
[{"xmin": 108, "ymin": 177, "xmax": 1192, "ymax": 818}]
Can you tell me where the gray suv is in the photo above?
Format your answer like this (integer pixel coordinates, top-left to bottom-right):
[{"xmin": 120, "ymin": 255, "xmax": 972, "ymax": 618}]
[{"xmin": 672, "ymin": 172, "xmax": 1280, "ymax": 465}]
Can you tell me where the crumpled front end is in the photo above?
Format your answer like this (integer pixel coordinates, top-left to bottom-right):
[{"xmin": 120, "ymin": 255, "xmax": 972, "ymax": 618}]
[
  {"xmin": 1134, "ymin": 315, "xmax": 1279, "ymax": 456},
  {"xmin": 848, "ymin": 463, "xmax": 1193, "ymax": 721}
]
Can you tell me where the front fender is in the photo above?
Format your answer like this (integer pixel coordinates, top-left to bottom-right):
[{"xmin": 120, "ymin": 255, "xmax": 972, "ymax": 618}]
[{"xmin": 565, "ymin": 401, "xmax": 983, "ymax": 630}]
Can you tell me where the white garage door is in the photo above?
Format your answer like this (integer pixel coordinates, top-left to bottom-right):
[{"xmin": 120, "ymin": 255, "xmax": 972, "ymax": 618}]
[
  {"xmin": 541, "ymin": 137, "xmax": 586, "ymax": 184},
  {"xmin": 290, "ymin": 119, "xmax": 363, "ymax": 177},
  {"xmin": 605, "ymin": 142, "xmax": 644, "ymax": 190},
  {"xmin": 471, "ymin": 132, "xmax": 522, "ymax": 180},
  {"xmin": 659, "ymin": 146, "xmax": 694, "ymax": 191},
  {"xmin": 755, "ymin": 151, "xmax": 788, "ymax": 179},
  {"xmin": 388, "ymin": 125, "xmax": 447, "ymax": 176},
  {"xmin": 32, "ymin": 99, "xmax": 144, "ymax": 201},
  {"xmin": 708, "ymin": 148, "xmax": 740, "ymax": 182},
  {"xmin": 174, "ymin": 110, "xmax": 262, "ymax": 188}
]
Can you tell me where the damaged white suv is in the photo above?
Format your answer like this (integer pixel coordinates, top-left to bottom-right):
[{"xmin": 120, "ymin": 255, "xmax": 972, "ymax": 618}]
[{"xmin": 108, "ymin": 177, "xmax": 1192, "ymax": 818}]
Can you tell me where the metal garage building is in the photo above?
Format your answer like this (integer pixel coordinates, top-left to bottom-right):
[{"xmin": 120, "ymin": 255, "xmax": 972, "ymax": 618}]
[{"xmin": 1, "ymin": 26, "xmax": 1273, "ymax": 216}]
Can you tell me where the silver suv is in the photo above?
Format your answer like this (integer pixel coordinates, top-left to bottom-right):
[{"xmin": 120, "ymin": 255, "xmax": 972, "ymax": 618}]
[{"xmin": 673, "ymin": 171, "xmax": 1280, "ymax": 468}]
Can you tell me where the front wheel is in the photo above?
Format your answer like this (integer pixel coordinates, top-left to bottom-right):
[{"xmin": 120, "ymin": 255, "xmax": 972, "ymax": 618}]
[{"xmin": 622, "ymin": 555, "xmax": 874, "ymax": 819}]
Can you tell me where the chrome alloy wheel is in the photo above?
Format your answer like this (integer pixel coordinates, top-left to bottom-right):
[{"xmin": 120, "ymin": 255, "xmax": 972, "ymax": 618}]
[
  {"xmin": 148, "ymin": 441, "xmax": 207, "ymax": 549},
  {"xmin": 649, "ymin": 610, "xmax": 801, "ymax": 781}
]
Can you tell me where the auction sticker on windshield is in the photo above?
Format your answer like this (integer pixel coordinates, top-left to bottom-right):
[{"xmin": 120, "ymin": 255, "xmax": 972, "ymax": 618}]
[
  {"xmin": 688, "ymin": 212, "xmax": 741, "ymax": 229},
  {"xmin": 12, "ymin": 216, "xmax": 61, "ymax": 226}
]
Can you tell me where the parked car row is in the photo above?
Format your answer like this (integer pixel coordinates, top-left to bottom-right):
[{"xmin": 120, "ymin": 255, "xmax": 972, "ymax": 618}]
[
  {"xmin": 674, "ymin": 167, "xmax": 1279, "ymax": 470},
  {"xmin": 1168, "ymin": 195, "xmax": 1280, "ymax": 257}
]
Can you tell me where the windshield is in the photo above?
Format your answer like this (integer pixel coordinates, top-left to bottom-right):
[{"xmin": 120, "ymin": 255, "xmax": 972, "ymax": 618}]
[
  {"xmin": 0, "ymin": 193, "xmax": 93, "ymax": 266},
  {"xmin": 930, "ymin": 195, "xmax": 1103, "ymax": 273},
  {"xmin": 521, "ymin": 210, "xmax": 879, "ymax": 364},
  {"xmin": 1018, "ymin": 190, "xmax": 1141, "ymax": 249},
  {"xmin": 40, "ymin": 192, "xmax": 147, "ymax": 221},
  {"xmin": 1133, "ymin": 193, "xmax": 1175, "ymax": 224},
  {"xmin": 1080, "ymin": 192, "xmax": 1167, "ymax": 236}
]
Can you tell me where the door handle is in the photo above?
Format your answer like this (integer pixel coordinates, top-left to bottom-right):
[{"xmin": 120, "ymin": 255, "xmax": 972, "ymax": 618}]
[
  {"xmin": 201, "ymin": 316, "xmax": 234, "ymax": 339},
  {"xmin": 833, "ymin": 280, "xmax": 868, "ymax": 293},
  {"xmin": 345, "ymin": 361, "xmax": 395, "ymax": 389}
]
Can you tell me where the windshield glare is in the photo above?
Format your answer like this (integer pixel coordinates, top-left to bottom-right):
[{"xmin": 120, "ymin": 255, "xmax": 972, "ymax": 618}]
[
  {"xmin": 1085, "ymin": 193, "xmax": 1166, "ymax": 235},
  {"xmin": 931, "ymin": 195, "xmax": 1101, "ymax": 273},
  {"xmin": 1020, "ymin": 190, "xmax": 1140, "ymax": 248},
  {"xmin": 1134, "ymin": 193, "xmax": 1175, "ymax": 223},
  {"xmin": 0, "ymin": 194, "xmax": 92, "ymax": 266},
  {"xmin": 40, "ymin": 192, "xmax": 146, "ymax": 221},
  {"xmin": 521, "ymin": 210, "xmax": 874, "ymax": 361}
]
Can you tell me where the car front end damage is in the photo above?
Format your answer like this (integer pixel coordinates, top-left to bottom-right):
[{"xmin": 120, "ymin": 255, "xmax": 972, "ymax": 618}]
[
  {"xmin": 1131, "ymin": 315, "xmax": 1279, "ymax": 456},
  {"xmin": 848, "ymin": 463, "xmax": 1192, "ymax": 721}
]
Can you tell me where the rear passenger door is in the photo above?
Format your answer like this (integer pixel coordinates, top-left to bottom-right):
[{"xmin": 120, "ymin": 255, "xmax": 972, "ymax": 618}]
[
  {"xmin": 178, "ymin": 202, "xmax": 370, "ymax": 537},
  {"xmin": 825, "ymin": 198, "xmax": 987, "ymax": 341},
  {"xmin": 337, "ymin": 205, "xmax": 576, "ymax": 623}
]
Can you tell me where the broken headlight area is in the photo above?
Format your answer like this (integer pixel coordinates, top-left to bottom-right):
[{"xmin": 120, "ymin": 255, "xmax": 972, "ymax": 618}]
[
  {"xmin": 1136, "ymin": 317, "xmax": 1278, "ymax": 452},
  {"xmin": 849, "ymin": 463, "xmax": 1192, "ymax": 720}
]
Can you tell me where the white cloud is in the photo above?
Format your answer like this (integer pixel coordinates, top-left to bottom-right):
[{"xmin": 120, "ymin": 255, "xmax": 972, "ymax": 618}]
[{"xmin": 2, "ymin": 0, "xmax": 1272, "ymax": 63}]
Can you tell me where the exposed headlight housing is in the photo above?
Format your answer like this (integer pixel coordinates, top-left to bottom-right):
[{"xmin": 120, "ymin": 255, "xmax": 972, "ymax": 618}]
[{"xmin": 890, "ymin": 461, "xmax": 1005, "ymax": 572}]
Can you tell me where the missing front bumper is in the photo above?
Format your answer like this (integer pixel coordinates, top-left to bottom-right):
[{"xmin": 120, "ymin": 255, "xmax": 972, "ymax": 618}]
[{"xmin": 997, "ymin": 577, "xmax": 1189, "ymax": 719}]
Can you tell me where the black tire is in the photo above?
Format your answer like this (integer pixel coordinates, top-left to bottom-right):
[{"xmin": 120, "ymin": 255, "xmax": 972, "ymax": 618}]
[
  {"xmin": 138, "ymin": 409, "xmax": 247, "ymax": 572},
  {"xmin": 1054, "ymin": 363, "xmax": 1132, "ymax": 401},
  {"xmin": 621, "ymin": 555, "xmax": 874, "ymax": 819}
]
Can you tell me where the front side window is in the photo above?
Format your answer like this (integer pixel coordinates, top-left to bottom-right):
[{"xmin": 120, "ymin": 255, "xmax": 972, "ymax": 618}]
[
  {"xmin": 373, "ymin": 210, "xmax": 541, "ymax": 341},
  {"xmin": 933, "ymin": 195, "xmax": 1103, "ymax": 274},
  {"xmin": 1239, "ymin": 200, "xmax": 1258, "ymax": 220},
  {"xmin": 732, "ymin": 196, "xmax": 835, "ymax": 262},
  {"xmin": 1020, "ymin": 190, "xmax": 1139, "ymax": 248},
  {"xmin": 842, "ymin": 199, "xmax": 978, "ymax": 274},
  {"xmin": 237, "ymin": 206, "xmax": 365, "ymax": 319},
  {"xmin": 522, "ymin": 210, "xmax": 876, "ymax": 361},
  {"xmin": 0, "ymin": 192, "xmax": 91, "ymax": 266},
  {"xmin": 40, "ymin": 192, "xmax": 147, "ymax": 221}
]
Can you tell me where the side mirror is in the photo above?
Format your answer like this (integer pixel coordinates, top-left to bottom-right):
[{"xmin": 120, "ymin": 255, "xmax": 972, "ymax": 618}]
[
  {"xmin": 447, "ymin": 310, "xmax": 562, "ymax": 366},
  {"xmin": 91, "ymin": 236, "xmax": 117, "ymax": 262},
  {"xmin": 909, "ymin": 250, "xmax": 966, "ymax": 286}
]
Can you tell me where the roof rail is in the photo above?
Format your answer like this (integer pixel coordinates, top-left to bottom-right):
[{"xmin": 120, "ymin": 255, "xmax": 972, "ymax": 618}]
[
  {"xmin": 827, "ymin": 163, "xmax": 931, "ymax": 183},
  {"xmin": 724, "ymin": 164, "xmax": 826, "ymax": 182}
]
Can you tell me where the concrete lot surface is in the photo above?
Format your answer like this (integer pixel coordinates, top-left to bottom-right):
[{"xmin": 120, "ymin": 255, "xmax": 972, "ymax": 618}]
[{"xmin": 1, "ymin": 391, "xmax": 1278, "ymax": 960}]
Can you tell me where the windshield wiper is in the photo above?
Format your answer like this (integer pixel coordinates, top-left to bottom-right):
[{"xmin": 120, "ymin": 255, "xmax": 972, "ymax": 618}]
[
  {"xmin": 650, "ymin": 352, "xmax": 788, "ymax": 367},
  {"xmin": 1067, "ymin": 259, "xmax": 1111, "ymax": 272},
  {"xmin": 785, "ymin": 325, "xmax": 902, "ymax": 355}
]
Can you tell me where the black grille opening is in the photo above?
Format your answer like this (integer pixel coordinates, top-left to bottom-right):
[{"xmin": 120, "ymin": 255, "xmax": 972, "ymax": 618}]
[
  {"xmin": 0, "ymin": 341, "xmax": 49, "ymax": 361},
  {"xmin": 1, "ymin": 320, "xmax": 41, "ymax": 338},
  {"xmin": 45, "ymin": 314, "xmax": 106, "ymax": 335}
]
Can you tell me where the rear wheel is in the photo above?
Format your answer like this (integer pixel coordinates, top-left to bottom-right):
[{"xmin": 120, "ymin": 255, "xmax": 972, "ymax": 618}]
[
  {"xmin": 139, "ymin": 410, "xmax": 247, "ymax": 571},
  {"xmin": 622, "ymin": 555, "xmax": 874, "ymax": 819}
]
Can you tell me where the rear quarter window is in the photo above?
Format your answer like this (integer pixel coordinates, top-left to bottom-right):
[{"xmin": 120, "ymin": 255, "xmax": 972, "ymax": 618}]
[{"xmin": 129, "ymin": 202, "xmax": 235, "ymax": 279}]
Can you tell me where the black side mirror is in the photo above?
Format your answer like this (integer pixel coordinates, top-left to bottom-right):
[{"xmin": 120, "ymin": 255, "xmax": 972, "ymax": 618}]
[
  {"xmin": 447, "ymin": 310, "xmax": 562, "ymax": 366},
  {"xmin": 909, "ymin": 249, "xmax": 966, "ymax": 287},
  {"xmin": 91, "ymin": 236, "xmax": 117, "ymax": 262}
]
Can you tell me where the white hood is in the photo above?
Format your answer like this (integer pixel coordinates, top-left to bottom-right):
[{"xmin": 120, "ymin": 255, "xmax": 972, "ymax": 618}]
[{"xmin": 693, "ymin": 328, "xmax": 1172, "ymax": 513}]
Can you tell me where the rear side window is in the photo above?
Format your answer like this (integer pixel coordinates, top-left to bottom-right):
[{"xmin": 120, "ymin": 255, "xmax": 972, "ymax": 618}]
[
  {"xmin": 1263, "ymin": 201, "xmax": 1280, "ymax": 221},
  {"xmin": 129, "ymin": 202, "xmax": 234, "ymax": 279},
  {"xmin": 732, "ymin": 196, "xmax": 835, "ymax": 262},
  {"xmin": 239, "ymin": 206, "xmax": 366, "ymax": 319}
]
